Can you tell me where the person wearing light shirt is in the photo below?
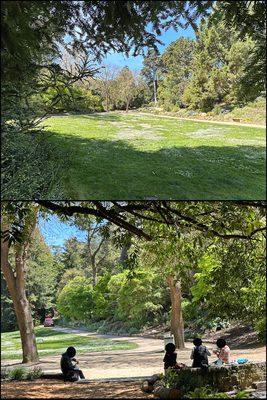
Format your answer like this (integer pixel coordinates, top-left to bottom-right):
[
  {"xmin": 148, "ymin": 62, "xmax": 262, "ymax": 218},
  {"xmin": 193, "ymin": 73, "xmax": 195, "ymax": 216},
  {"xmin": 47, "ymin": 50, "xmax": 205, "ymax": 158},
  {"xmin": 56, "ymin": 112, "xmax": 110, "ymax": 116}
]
[{"xmin": 213, "ymin": 338, "xmax": 231, "ymax": 364}]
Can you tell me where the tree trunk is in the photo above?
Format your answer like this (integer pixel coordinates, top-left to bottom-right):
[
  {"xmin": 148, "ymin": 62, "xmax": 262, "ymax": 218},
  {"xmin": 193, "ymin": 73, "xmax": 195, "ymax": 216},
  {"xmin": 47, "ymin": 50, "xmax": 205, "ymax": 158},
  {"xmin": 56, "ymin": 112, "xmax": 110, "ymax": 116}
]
[
  {"xmin": 126, "ymin": 99, "xmax": 130, "ymax": 112},
  {"xmin": 153, "ymin": 76, "xmax": 158, "ymax": 104},
  {"xmin": 167, "ymin": 276, "xmax": 185, "ymax": 349},
  {"xmin": 105, "ymin": 93, "xmax": 109, "ymax": 111},
  {"xmin": 13, "ymin": 287, "xmax": 39, "ymax": 363},
  {"xmin": 1, "ymin": 209, "xmax": 39, "ymax": 363},
  {"xmin": 91, "ymin": 255, "xmax": 97, "ymax": 286}
]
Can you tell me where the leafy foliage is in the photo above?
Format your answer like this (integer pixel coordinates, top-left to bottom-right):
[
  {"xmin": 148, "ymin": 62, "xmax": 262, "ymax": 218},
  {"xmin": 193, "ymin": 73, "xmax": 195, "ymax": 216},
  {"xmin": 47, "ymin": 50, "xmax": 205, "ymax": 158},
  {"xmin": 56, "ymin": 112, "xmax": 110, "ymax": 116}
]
[
  {"xmin": 158, "ymin": 38, "xmax": 195, "ymax": 108},
  {"xmin": 57, "ymin": 276, "xmax": 94, "ymax": 322},
  {"xmin": 182, "ymin": 21, "xmax": 254, "ymax": 111}
]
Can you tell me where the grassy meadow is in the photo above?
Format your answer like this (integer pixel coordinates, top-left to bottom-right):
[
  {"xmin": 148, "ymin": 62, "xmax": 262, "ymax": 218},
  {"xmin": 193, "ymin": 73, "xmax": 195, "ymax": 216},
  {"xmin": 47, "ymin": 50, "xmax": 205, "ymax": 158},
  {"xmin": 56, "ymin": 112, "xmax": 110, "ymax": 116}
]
[
  {"xmin": 44, "ymin": 112, "xmax": 266, "ymax": 199},
  {"xmin": 1, "ymin": 327, "xmax": 137, "ymax": 360}
]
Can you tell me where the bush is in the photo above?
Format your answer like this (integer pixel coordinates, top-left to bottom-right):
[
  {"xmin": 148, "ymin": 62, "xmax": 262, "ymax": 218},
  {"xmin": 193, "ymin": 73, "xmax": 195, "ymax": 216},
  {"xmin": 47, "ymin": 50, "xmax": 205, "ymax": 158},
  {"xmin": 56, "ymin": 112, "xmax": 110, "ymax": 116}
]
[
  {"xmin": 255, "ymin": 317, "xmax": 266, "ymax": 342},
  {"xmin": 171, "ymin": 105, "xmax": 180, "ymax": 113},
  {"xmin": 1, "ymin": 128, "xmax": 65, "ymax": 199},
  {"xmin": 41, "ymin": 85, "xmax": 103, "ymax": 113},
  {"xmin": 57, "ymin": 276, "xmax": 94, "ymax": 322},
  {"xmin": 26, "ymin": 367, "xmax": 43, "ymax": 380},
  {"xmin": 185, "ymin": 386, "xmax": 249, "ymax": 398},
  {"xmin": 6, "ymin": 367, "xmax": 43, "ymax": 381},
  {"xmin": 1, "ymin": 368, "xmax": 8, "ymax": 379},
  {"xmin": 7, "ymin": 367, "xmax": 27, "ymax": 381}
]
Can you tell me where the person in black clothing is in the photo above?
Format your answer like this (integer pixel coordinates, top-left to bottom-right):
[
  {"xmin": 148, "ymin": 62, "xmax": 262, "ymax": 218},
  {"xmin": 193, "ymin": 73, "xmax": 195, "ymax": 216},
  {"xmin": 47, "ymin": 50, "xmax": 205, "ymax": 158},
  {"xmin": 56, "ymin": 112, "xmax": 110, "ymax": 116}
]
[
  {"xmin": 163, "ymin": 343, "xmax": 177, "ymax": 370},
  {"xmin": 60, "ymin": 346, "xmax": 85, "ymax": 381},
  {"xmin": 190, "ymin": 338, "xmax": 211, "ymax": 369}
]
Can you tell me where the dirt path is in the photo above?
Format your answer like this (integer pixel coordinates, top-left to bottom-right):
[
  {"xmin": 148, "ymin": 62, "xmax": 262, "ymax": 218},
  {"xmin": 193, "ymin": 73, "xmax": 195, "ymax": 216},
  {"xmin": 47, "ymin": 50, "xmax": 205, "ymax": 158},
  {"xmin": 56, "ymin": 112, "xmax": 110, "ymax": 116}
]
[
  {"xmin": 2, "ymin": 326, "xmax": 266, "ymax": 380},
  {"xmin": 1, "ymin": 379, "xmax": 155, "ymax": 399},
  {"xmin": 128, "ymin": 111, "xmax": 266, "ymax": 129}
]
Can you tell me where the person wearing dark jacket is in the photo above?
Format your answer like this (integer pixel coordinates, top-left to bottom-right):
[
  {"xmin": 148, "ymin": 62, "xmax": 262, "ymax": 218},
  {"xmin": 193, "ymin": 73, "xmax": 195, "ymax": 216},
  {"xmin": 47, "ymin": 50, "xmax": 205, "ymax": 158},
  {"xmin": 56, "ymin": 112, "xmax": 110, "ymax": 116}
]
[
  {"xmin": 60, "ymin": 346, "xmax": 85, "ymax": 381},
  {"xmin": 190, "ymin": 338, "xmax": 211, "ymax": 369},
  {"xmin": 163, "ymin": 343, "xmax": 177, "ymax": 370}
]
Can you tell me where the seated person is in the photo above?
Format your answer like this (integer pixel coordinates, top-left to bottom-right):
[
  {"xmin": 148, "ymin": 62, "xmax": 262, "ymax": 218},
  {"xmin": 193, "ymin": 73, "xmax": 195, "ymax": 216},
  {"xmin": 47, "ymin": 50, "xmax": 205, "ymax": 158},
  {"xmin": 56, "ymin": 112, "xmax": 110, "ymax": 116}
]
[
  {"xmin": 212, "ymin": 338, "xmax": 231, "ymax": 364},
  {"xmin": 190, "ymin": 338, "xmax": 211, "ymax": 369},
  {"xmin": 163, "ymin": 343, "xmax": 177, "ymax": 370},
  {"xmin": 163, "ymin": 342, "xmax": 186, "ymax": 371},
  {"xmin": 60, "ymin": 346, "xmax": 85, "ymax": 381}
]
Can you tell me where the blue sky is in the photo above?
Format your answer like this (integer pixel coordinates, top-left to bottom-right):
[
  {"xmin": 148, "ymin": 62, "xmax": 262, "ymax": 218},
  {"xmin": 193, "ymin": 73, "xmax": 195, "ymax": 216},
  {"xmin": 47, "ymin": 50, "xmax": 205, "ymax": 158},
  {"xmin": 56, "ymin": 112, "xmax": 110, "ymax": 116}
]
[
  {"xmin": 39, "ymin": 215, "xmax": 87, "ymax": 248},
  {"xmin": 102, "ymin": 25, "xmax": 196, "ymax": 71}
]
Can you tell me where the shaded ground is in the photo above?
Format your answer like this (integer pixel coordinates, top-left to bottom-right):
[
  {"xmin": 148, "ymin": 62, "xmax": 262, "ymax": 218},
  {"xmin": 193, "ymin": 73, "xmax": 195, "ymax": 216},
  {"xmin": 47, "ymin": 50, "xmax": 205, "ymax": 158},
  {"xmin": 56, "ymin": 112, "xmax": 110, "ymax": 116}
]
[{"xmin": 1, "ymin": 379, "xmax": 155, "ymax": 399}]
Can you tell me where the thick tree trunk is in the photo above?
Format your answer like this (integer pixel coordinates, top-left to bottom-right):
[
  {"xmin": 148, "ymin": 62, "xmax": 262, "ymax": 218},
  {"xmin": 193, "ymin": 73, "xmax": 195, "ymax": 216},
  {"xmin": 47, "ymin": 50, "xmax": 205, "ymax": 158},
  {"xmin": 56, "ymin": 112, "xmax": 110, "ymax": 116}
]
[
  {"xmin": 1, "ymin": 210, "xmax": 39, "ymax": 363},
  {"xmin": 13, "ymin": 288, "xmax": 39, "ymax": 363},
  {"xmin": 167, "ymin": 276, "xmax": 185, "ymax": 349}
]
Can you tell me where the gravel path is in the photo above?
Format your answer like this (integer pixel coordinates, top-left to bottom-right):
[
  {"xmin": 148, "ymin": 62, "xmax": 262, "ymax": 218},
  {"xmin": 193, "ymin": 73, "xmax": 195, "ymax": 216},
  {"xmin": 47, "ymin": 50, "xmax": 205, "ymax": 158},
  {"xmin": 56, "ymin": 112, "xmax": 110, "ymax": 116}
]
[{"xmin": 2, "ymin": 326, "xmax": 266, "ymax": 380}]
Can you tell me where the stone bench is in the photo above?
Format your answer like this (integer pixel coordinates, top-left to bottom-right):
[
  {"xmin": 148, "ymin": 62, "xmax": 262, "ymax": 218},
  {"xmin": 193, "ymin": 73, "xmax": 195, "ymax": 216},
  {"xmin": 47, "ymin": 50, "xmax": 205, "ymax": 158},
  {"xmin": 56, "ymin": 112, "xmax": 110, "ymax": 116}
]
[{"xmin": 163, "ymin": 362, "xmax": 266, "ymax": 392}]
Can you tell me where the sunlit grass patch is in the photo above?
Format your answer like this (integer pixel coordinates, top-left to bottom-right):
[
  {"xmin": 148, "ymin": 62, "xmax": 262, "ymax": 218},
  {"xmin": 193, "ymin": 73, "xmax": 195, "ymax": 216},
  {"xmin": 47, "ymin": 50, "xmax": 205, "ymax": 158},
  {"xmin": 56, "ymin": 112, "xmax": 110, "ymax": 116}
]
[
  {"xmin": 1, "ymin": 326, "xmax": 137, "ymax": 360},
  {"xmin": 43, "ymin": 112, "xmax": 266, "ymax": 199}
]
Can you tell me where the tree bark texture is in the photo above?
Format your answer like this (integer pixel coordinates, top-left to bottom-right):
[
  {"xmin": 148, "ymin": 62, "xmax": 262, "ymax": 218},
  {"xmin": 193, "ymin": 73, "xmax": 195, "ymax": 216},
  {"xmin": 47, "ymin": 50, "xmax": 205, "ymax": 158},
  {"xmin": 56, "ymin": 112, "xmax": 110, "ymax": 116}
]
[
  {"xmin": 167, "ymin": 275, "xmax": 185, "ymax": 349},
  {"xmin": 1, "ymin": 208, "xmax": 39, "ymax": 363}
]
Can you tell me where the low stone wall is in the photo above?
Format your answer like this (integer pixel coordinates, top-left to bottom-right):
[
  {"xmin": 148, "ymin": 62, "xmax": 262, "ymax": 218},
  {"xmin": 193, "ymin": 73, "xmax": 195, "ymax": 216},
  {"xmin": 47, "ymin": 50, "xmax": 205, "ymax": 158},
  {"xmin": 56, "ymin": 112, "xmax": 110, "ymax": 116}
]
[{"xmin": 165, "ymin": 362, "xmax": 266, "ymax": 392}]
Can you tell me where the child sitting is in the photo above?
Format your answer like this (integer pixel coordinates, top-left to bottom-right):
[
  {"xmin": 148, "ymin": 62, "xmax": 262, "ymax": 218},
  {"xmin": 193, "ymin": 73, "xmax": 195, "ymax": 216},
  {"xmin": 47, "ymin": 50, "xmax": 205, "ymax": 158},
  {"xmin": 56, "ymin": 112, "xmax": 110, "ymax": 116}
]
[
  {"xmin": 60, "ymin": 346, "xmax": 85, "ymax": 381},
  {"xmin": 163, "ymin": 343, "xmax": 177, "ymax": 370},
  {"xmin": 163, "ymin": 342, "xmax": 186, "ymax": 371},
  {"xmin": 212, "ymin": 338, "xmax": 231, "ymax": 364},
  {"xmin": 190, "ymin": 338, "xmax": 211, "ymax": 369}
]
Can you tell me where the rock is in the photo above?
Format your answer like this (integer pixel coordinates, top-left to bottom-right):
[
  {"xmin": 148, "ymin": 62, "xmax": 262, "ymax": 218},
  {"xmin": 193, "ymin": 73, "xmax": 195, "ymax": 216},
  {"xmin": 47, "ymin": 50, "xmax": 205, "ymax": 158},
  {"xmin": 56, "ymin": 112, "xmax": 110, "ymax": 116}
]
[
  {"xmin": 250, "ymin": 391, "xmax": 267, "ymax": 399},
  {"xmin": 252, "ymin": 381, "xmax": 266, "ymax": 390},
  {"xmin": 141, "ymin": 380, "xmax": 154, "ymax": 393},
  {"xmin": 153, "ymin": 387, "xmax": 182, "ymax": 399}
]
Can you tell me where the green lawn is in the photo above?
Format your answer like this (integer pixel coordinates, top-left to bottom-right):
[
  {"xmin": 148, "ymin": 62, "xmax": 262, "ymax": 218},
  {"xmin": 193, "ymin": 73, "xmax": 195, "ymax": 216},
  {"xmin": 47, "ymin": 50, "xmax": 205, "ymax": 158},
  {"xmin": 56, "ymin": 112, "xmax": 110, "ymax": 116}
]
[
  {"xmin": 44, "ymin": 112, "xmax": 266, "ymax": 199},
  {"xmin": 1, "ymin": 327, "xmax": 137, "ymax": 360}
]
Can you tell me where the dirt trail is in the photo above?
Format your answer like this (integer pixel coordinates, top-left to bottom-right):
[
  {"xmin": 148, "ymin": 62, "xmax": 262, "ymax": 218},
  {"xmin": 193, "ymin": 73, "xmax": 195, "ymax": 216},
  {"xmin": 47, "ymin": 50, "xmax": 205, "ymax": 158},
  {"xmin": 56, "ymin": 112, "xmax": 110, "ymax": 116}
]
[
  {"xmin": 2, "ymin": 326, "xmax": 266, "ymax": 380},
  {"xmin": 1, "ymin": 379, "xmax": 154, "ymax": 399},
  {"xmin": 128, "ymin": 111, "xmax": 266, "ymax": 129}
]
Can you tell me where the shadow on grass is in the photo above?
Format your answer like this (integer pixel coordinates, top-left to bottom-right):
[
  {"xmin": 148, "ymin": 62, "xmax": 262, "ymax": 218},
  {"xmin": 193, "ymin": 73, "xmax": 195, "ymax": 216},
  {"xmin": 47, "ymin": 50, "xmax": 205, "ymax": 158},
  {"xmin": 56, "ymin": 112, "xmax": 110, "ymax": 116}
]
[
  {"xmin": 35, "ymin": 328, "xmax": 67, "ymax": 338},
  {"xmin": 46, "ymin": 131, "xmax": 266, "ymax": 200}
]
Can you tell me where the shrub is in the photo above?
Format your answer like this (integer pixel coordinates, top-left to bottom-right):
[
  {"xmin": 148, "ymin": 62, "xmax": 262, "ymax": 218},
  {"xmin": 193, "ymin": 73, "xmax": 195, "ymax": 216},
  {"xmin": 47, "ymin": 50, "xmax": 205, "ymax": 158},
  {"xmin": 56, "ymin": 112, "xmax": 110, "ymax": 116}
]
[
  {"xmin": 1, "ymin": 368, "xmax": 8, "ymax": 379},
  {"xmin": 185, "ymin": 386, "xmax": 230, "ymax": 398},
  {"xmin": 7, "ymin": 367, "xmax": 27, "ymax": 381},
  {"xmin": 255, "ymin": 317, "xmax": 266, "ymax": 342},
  {"xmin": 1, "ymin": 128, "xmax": 65, "ymax": 199},
  {"xmin": 26, "ymin": 367, "xmax": 43, "ymax": 380},
  {"xmin": 57, "ymin": 276, "xmax": 94, "ymax": 322},
  {"xmin": 171, "ymin": 105, "xmax": 180, "ymax": 113}
]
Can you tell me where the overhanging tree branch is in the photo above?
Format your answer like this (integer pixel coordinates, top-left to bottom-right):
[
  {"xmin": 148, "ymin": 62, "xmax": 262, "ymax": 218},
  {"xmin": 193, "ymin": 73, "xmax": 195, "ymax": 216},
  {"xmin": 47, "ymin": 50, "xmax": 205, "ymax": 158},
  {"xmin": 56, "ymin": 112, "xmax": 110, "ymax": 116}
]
[{"xmin": 36, "ymin": 201, "xmax": 266, "ymax": 241}]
